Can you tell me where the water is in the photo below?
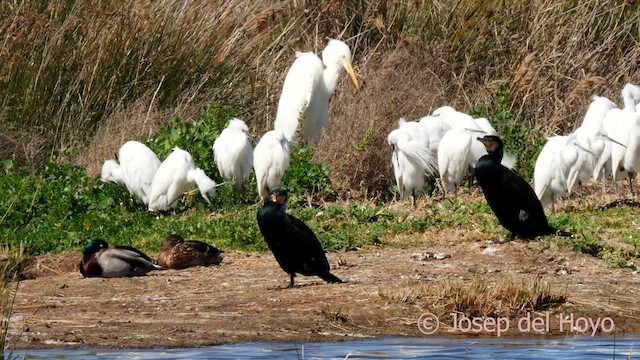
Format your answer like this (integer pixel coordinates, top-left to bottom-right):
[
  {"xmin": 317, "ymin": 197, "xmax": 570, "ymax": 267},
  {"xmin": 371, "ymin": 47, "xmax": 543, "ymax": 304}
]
[{"xmin": 9, "ymin": 336, "xmax": 639, "ymax": 359}]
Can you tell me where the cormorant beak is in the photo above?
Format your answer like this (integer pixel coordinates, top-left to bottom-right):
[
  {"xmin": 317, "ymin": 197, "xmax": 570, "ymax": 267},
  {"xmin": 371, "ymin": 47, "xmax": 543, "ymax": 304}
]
[
  {"xmin": 341, "ymin": 59, "xmax": 359, "ymax": 89},
  {"xmin": 476, "ymin": 137, "xmax": 497, "ymax": 151},
  {"xmin": 602, "ymin": 134, "xmax": 627, "ymax": 148}
]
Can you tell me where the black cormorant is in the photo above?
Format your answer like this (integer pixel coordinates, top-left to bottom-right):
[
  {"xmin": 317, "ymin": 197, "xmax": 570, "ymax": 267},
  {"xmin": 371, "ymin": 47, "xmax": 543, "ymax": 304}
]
[
  {"xmin": 256, "ymin": 188, "xmax": 344, "ymax": 287},
  {"xmin": 475, "ymin": 135, "xmax": 570, "ymax": 240}
]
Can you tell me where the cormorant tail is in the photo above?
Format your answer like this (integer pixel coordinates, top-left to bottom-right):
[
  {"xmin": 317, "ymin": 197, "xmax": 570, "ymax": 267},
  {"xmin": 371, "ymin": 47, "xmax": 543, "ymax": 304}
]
[{"xmin": 318, "ymin": 272, "xmax": 344, "ymax": 284}]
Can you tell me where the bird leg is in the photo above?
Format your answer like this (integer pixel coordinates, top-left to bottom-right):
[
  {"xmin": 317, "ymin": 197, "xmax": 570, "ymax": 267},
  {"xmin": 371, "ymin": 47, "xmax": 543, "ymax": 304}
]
[
  {"xmin": 411, "ymin": 190, "xmax": 416, "ymax": 209},
  {"xmin": 467, "ymin": 165, "xmax": 474, "ymax": 189},
  {"xmin": 629, "ymin": 172, "xmax": 636, "ymax": 198},
  {"xmin": 578, "ymin": 182, "xmax": 583, "ymax": 199},
  {"xmin": 288, "ymin": 273, "xmax": 295, "ymax": 288},
  {"xmin": 551, "ymin": 197, "xmax": 556, "ymax": 215}
]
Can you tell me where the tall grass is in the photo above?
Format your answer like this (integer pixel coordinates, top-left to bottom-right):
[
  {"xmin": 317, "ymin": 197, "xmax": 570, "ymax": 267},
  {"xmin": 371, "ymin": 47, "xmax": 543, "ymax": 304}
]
[
  {"xmin": 1, "ymin": 0, "xmax": 639, "ymax": 198},
  {"xmin": 0, "ymin": 246, "xmax": 24, "ymax": 358}
]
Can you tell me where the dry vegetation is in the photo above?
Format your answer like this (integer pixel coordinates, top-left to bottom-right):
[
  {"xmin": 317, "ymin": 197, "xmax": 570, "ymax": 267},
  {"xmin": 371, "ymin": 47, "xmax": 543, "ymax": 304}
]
[
  {"xmin": 1, "ymin": 0, "xmax": 639, "ymax": 198},
  {"xmin": 380, "ymin": 274, "xmax": 567, "ymax": 321},
  {"xmin": 0, "ymin": 246, "xmax": 24, "ymax": 357}
]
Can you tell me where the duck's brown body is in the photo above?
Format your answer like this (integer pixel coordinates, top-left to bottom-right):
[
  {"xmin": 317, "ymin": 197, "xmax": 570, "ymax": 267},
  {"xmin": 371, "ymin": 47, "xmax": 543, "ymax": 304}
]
[{"xmin": 156, "ymin": 235, "xmax": 224, "ymax": 269}]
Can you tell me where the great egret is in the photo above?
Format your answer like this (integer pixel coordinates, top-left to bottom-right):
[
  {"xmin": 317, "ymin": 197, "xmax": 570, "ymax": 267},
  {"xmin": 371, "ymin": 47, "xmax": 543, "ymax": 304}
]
[
  {"xmin": 475, "ymin": 136, "xmax": 571, "ymax": 239},
  {"xmin": 212, "ymin": 118, "xmax": 254, "ymax": 198},
  {"xmin": 79, "ymin": 240, "xmax": 161, "ymax": 278},
  {"xmin": 100, "ymin": 141, "xmax": 161, "ymax": 207},
  {"xmin": 387, "ymin": 118, "xmax": 437, "ymax": 205},
  {"xmin": 257, "ymin": 188, "xmax": 343, "ymax": 288},
  {"xmin": 148, "ymin": 147, "xmax": 218, "ymax": 211},
  {"xmin": 156, "ymin": 234, "xmax": 224, "ymax": 269},
  {"xmin": 253, "ymin": 129, "xmax": 290, "ymax": 199},
  {"xmin": 274, "ymin": 39, "xmax": 359, "ymax": 144}
]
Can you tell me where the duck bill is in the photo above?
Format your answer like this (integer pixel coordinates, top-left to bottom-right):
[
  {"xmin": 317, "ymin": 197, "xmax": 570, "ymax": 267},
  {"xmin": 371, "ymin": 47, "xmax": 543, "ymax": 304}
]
[
  {"xmin": 603, "ymin": 134, "xmax": 627, "ymax": 148},
  {"xmin": 342, "ymin": 59, "xmax": 360, "ymax": 89}
]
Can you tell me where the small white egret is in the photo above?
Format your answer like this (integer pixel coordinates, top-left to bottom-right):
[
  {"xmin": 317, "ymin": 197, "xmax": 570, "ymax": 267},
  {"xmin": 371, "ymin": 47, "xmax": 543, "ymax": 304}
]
[
  {"xmin": 418, "ymin": 115, "xmax": 452, "ymax": 157},
  {"xmin": 148, "ymin": 147, "xmax": 218, "ymax": 211},
  {"xmin": 608, "ymin": 84, "xmax": 640, "ymax": 195},
  {"xmin": 273, "ymin": 39, "xmax": 359, "ymax": 144},
  {"xmin": 253, "ymin": 129, "xmax": 290, "ymax": 199},
  {"xmin": 100, "ymin": 141, "xmax": 161, "ymax": 207},
  {"xmin": 212, "ymin": 118, "xmax": 254, "ymax": 198},
  {"xmin": 437, "ymin": 127, "xmax": 473, "ymax": 196},
  {"xmin": 534, "ymin": 134, "xmax": 594, "ymax": 212},
  {"xmin": 387, "ymin": 118, "xmax": 437, "ymax": 206},
  {"xmin": 100, "ymin": 159, "xmax": 125, "ymax": 187}
]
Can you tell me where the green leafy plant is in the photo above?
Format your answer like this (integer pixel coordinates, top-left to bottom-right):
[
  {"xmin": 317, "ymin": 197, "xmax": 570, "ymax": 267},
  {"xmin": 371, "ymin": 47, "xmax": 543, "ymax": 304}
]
[{"xmin": 282, "ymin": 145, "xmax": 334, "ymax": 199}]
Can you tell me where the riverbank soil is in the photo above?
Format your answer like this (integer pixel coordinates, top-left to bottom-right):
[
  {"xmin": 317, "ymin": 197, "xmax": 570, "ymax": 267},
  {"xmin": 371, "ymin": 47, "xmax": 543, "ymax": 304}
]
[{"xmin": 8, "ymin": 219, "xmax": 640, "ymax": 349}]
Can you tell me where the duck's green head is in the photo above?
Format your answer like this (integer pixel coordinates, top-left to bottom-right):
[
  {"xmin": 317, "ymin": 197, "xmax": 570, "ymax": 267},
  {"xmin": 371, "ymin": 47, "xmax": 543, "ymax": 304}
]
[{"xmin": 82, "ymin": 239, "xmax": 109, "ymax": 254}]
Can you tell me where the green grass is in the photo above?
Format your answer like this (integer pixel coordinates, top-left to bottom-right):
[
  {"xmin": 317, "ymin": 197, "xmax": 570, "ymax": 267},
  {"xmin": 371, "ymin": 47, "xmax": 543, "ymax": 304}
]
[{"xmin": 2, "ymin": 102, "xmax": 639, "ymax": 271}]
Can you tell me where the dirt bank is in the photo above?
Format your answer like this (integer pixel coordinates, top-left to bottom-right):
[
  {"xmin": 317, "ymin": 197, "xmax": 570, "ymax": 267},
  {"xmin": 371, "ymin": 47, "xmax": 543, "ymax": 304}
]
[{"xmin": 8, "ymin": 235, "xmax": 640, "ymax": 349}]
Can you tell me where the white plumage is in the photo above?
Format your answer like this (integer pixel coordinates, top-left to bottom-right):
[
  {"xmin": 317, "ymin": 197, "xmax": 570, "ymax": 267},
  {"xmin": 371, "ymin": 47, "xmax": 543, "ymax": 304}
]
[
  {"xmin": 100, "ymin": 141, "xmax": 161, "ymax": 207},
  {"xmin": 274, "ymin": 39, "xmax": 359, "ymax": 144},
  {"xmin": 253, "ymin": 129, "xmax": 291, "ymax": 199},
  {"xmin": 437, "ymin": 127, "xmax": 473, "ymax": 195},
  {"xmin": 534, "ymin": 135, "xmax": 584, "ymax": 211},
  {"xmin": 148, "ymin": 147, "xmax": 217, "ymax": 211},
  {"xmin": 387, "ymin": 118, "xmax": 438, "ymax": 204},
  {"xmin": 212, "ymin": 118, "xmax": 254, "ymax": 198}
]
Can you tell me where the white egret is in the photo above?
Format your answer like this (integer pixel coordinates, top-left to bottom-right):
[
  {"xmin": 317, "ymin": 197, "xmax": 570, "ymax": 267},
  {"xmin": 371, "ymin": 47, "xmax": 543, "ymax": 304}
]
[
  {"xmin": 437, "ymin": 127, "xmax": 473, "ymax": 196},
  {"xmin": 608, "ymin": 84, "xmax": 640, "ymax": 195},
  {"xmin": 148, "ymin": 147, "xmax": 218, "ymax": 211},
  {"xmin": 212, "ymin": 118, "xmax": 254, "ymax": 198},
  {"xmin": 579, "ymin": 96, "xmax": 618, "ymax": 186},
  {"xmin": 431, "ymin": 107, "xmax": 516, "ymax": 169},
  {"xmin": 273, "ymin": 39, "xmax": 359, "ymax": 144},
  {"xmin": 253, "ymin": 129, "xmax": 290, "ymax": 199},
  {"xmin": 100, "ymin": 141, "xmax": 161, "ymax": 207},
  {"xmin": 418, "ymin": 115, "xmax": 452, "ymax": 157},
  {"xmin": 387, "ymin": 118, "xmax": 437, "ymax": 205},
  {"xmin": 534, "ymin": 134, "xmax": 595, "ymax": 212},
  {"xmin": 100, "ymin": 160, "xmax": 125, "ymax": 187}
]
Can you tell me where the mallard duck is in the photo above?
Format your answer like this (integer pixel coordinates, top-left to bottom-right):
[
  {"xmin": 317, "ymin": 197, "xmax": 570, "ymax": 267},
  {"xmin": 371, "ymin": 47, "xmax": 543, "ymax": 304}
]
[
  {"xmin": 156, "ymin": 235, "xmax": 224, "ymax": 269},
  {"xmin": 256, "ymin": 188, "xmax": 343, "ymax": 288},
  {"xmin": 79, "ymin": 239, "xmax": 161, "ymax": 278}
]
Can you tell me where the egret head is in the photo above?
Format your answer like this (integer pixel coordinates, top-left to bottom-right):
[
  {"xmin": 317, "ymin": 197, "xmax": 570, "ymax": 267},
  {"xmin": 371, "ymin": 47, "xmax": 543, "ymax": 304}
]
[
  {"xmin": 100, "ymin": 160, "xmax": 124, "ymax": 185},
  {"xmin": 323, "ymin": 39, "xmax": 359, "ymax": 89},
  {"xmin": 187, "ymin": 168, "xmax": 216, "ymax": 209},
  {"xmin": 228, "ymin": 117, "xmax": 249, "ymax": 133}
]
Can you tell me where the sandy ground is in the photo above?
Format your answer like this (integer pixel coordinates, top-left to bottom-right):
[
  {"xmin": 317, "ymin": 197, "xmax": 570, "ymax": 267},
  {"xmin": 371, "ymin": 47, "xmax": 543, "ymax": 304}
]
[{"xmin": 8, "ymin": 234, "xmax": 640, "ymax": 350}]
